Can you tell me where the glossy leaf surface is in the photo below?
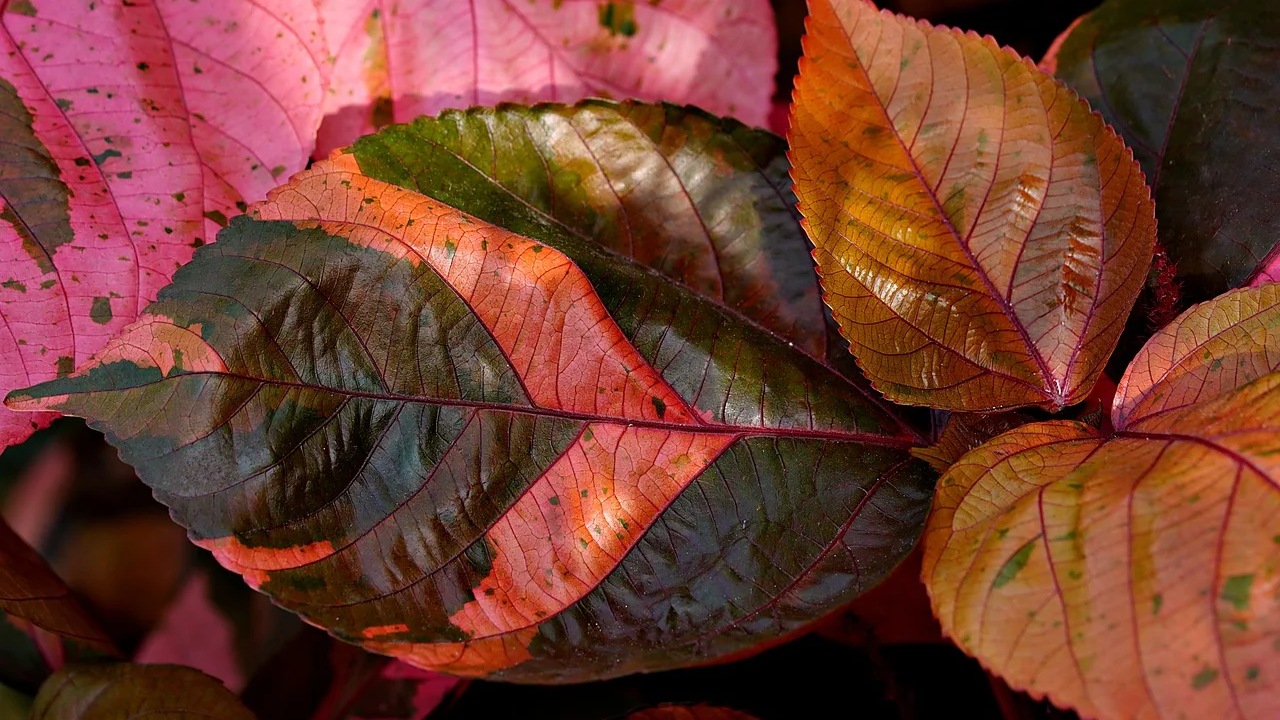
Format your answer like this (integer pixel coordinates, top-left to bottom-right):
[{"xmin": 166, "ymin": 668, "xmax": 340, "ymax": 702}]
[
  {"xmin": 31, "ymin": 663, "xmax": 253, "ymax": 719},
  {"xmin": 8, "ymin": 104, "xmax": 933, "ymax": 682},
  {"xmin": 924, "ymin": 286, "xmax": 1280, "ymax": 718},
  {"xmin": 0, "ymin": 518, "xmax": 116, "ymax": 692},
  {"xmin": 0, "ymin": 0, "xmax": 326, "ymax": 450},
  {"xmin": 789, "ymin": 0, "xmax": 1156, "ymax": 412},
  {"xmin": 1046, "ymin": 0, "xmax": 1280, "ymax": 303},
  {"xmin": 313, "ymin": 0, "xmax": 777, "ymax": 155}
]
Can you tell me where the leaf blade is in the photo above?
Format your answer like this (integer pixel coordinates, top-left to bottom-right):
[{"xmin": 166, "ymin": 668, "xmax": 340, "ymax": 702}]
[
  {"xmin": 8, "ymin": 131, "xmax": 933, "ymax": 682},
  {"xmin": 789, "ymin": 0, "xmax": 1156, "ymax": 411},
  {"xmin": 1047, "ymin": 0, "xmax": 1280, "ymax": 304},
  {"xmin": 924, "ymin": 287, "xmax": 1280, "ymax": 718}
]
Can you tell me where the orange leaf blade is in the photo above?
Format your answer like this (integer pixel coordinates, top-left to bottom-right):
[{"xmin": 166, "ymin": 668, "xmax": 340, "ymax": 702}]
[{"xmin": 789, "ymin": 0, "xmax": 1156, "ymax": 412}]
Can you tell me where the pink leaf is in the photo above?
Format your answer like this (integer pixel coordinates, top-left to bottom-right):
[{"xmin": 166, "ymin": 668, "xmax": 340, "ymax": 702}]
[
  {"xmin": 135, "ymin": 570, "xmax": 245, "ymax": 692},
  {"xmin": 313, "ymin": 0, "xmax": 777, "ymax": 156},
  {"xmin": 0, "ymin": 0, "xmax": 325, "ymax": 450}
]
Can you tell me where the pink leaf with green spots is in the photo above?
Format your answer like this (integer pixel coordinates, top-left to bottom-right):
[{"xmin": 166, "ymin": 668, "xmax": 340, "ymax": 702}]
[
  {"xmin": 0, "ymin": 0, "xmax": 326, "ymax": 450},
  {"xmin": 312, "ymin": 0, "xmax": 777, "ymax": 155}
]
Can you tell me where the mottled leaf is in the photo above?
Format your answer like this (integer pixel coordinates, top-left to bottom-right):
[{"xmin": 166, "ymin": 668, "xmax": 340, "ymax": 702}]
[
  {"xmin": 30, "ymin": 663, "xmax": 253, "ymax": 719},
  {"xmin": 789, "ymin": 0, "xmax": 1156, "ymax": 411},
  {"xmin": 313, "ymin": 0, "xmax": 777, "ymax": 155},
  {"xmin": 924, "ymin": 285, "xmax": 1280, "ymax": 718},
  {"xmin": 0, "ymin": 517, "xmax": 116, "ymax": 693},
  {"xmin": 6, "ymin": 104, "xmax": 933, "ymax": 682},
  {"xmin": 1045, "ymin": 0, "xmax": 1280, "ymax": 303},
  {"xmin": 0, "ymin": 0, "xmax": 326, "ymax": 450}
]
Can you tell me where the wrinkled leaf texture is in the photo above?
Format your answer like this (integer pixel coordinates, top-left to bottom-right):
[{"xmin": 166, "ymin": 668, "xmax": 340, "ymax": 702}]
[
  {"xmin": 1046, "ymin": 0, "xmax": 1280, "ymax": 304},
  {"xmin": 30, "ymin": 663, "xmax": 253, "ymax": 720},
  {"xmin": 789, "ymin": 0, "xmax": 1156, "ymax": 412},
  {"xmin": 925, "ymin": 284, "xmax": 1280, "ymax": 719},
  {"xmin": 0, "ymin": 518, "xmax": 116, "ymax": 693},
  {"xmin": 7, "ymin": 102, "xmax": 934, "ymax": 683},
  {"xmin": 0, "ymin": 0, "xmax": 777, "ymax": 453}
]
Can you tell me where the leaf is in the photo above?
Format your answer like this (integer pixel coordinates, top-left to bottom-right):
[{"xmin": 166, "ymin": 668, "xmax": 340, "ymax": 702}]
[
  {"xmin": 1045, "ymin": 0, "xmax": 1280, "ymax": 304},
  {"xmin": 7, "ymin": 103, "xmax": 934, "ymax": 682},
  {"xmin": 923, "ymin": 285, "xmax": 1280, "ymax": 718},
  {"xmin": 30, "ymin": 663, "xmax": 253, "ymax": 719},
  {"xmin": 0, "ymin": 517, "xmax": 116, "ymax": 693},
  {"xmin": 627, "ymin": 705, "xmax": 759, "ymax": 720},
  {"xmin": 134, "ymin": 570, "xmax": 245, "ymax": 692},
  {"xmin": 788, "ymin": 0, "xmax": 1156, "ymax": 412},
  {"xmin": 311, "ymin": 0, "xmax": 777, "ymax": 156},
  {"xmin": 1115, "ymin": 284, "xmax": 1280, "ymax": 430},
  {"xmin": 0, "ymin": 0, "xmax": 326, "ymax": 451},
  {"xmin": 911, "ymin": 411, "xmax": 1032, "ymax": 473},
  {"xmin": 313, "ymin": 648, "xmax": 465, "ymax": 720}
]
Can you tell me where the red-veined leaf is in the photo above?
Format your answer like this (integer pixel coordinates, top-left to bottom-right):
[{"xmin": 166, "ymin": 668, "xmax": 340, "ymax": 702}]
[
  {"xmin": 0, "ymin": 517, "xmax": 116, "ymax": 693},
  {"xmin": 1115, "ymin": 284, "xmax": 1280, "ymax": 430},
  {"xmin": 788, "ymin": 0, "xmax": 1156, "ymax": 412},
  {"xmin": 312, "ymin": 0, "xmax": 776, "ymax": 155},
  {"xmin": 0, "ymin": 0, "xmax": 326, "ymax": 450},
  {"xmin": 7, "ymin": 104, "xmax": 933, "ymax": 682},
  {"xmin": 923, "ymin": 285, "xmax": 1280, "ymax": 718},
  {"xmin": 30, "ymin": 663, "xmax": 253, "ymax": 719},
  {"xmin": 1045, "ymin": 0, "xmax": 1280, "ymax": 304}
]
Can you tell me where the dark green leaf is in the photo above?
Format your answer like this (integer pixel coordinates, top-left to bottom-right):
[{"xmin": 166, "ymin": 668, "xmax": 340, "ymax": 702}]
[{"xmin": 1048, "ymin": 0, "xmax": 1280, "ymax": 302}]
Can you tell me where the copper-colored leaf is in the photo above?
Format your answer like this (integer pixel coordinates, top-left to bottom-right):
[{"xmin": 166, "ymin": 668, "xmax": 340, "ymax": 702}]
[
  {"xmin": 789, "ymin": 0, "xmax": 1156, "ymax": 412},
  {"xmin": 911, "ymin": 410, "xmax": 1031, "ymax": 473},
  {"xmin": 1115, "ymin": 284, "xmax": 1280, "ymax": 430},
  {"xmin": 30, "ymin": 663, "xmax": 253, "ymax": 719},
  {"xmin": 924, "ymin": 285, "xmax": 1280, "ymax": 718},
  {"xmin": 0, "ymin": 518, "xmax": 116, "ymax": 692}
]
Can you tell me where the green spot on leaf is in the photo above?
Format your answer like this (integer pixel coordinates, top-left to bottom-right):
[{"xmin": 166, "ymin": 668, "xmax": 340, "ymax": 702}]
[
  {"xmin": 203, "ymin": 210, "xmax": 229, "ymax": 227},
  {"xmin": 1246, "ymin": 666, "xmax": 1260, "ymax": 681},
  {"xmin": 55, "ymin": 356, "xmax": 74, "ymax": 377},
  {"xmin": 172, "ymin": 192, "xmax": 186, "ymax": 202},
  {"xmin": 1152, "ymin": 593, "xmax": 1163, "ymax": 615},
  {"xmin": 90, "ymin": 296, "xmax": 113, "ymax": 325},
  {"xmin": 270, "ymin": 165, "xmax": 287, "ymax": 179},
  {"xmin": 55, "ymin": 98, "xmax": 72, "ymax": 111},
  {"xmin": 443, "ymin": 239, "xmax": 457, "ymax": 258},
  {"xmin": 116, "ymin": 171, "xmax": 132, "ymax": 179},
  {"xmin": 549, "ymin": 495, "xmax": 559, "ymax": 506},
  {"xmin": 91, "ymin": 148, "xmax": 122, "ymax": 166},
  {"xmin": 992, "ymin": 536, "xmax": 1038, "ymax": 590},
  {"xmin": 1191, "ymin": 666, "xmax": 1219, "ymax": 690},
  {"xmin": 2, "ymin": 279, "xmax": 26, "ymax": 293},
  {"xmin": 9, "ymin": 0, "xmax": 36, "ymax": 16},
  {"xmin": 1221, "ymin": 574, "xmax": 1254, "ymax": 611},
  {"xmin": 651, "ymin": 395, "xmax": 666, "ymax": 418}
]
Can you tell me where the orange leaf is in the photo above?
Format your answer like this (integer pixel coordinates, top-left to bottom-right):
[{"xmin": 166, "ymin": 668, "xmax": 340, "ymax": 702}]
[
  {"xmin": 923, "ymin": 285, "xmax": 1280, "ymax": 719},
  {"xmin": 789, "ymin": 0, "xmax": 1155, "ymax": 412}
]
